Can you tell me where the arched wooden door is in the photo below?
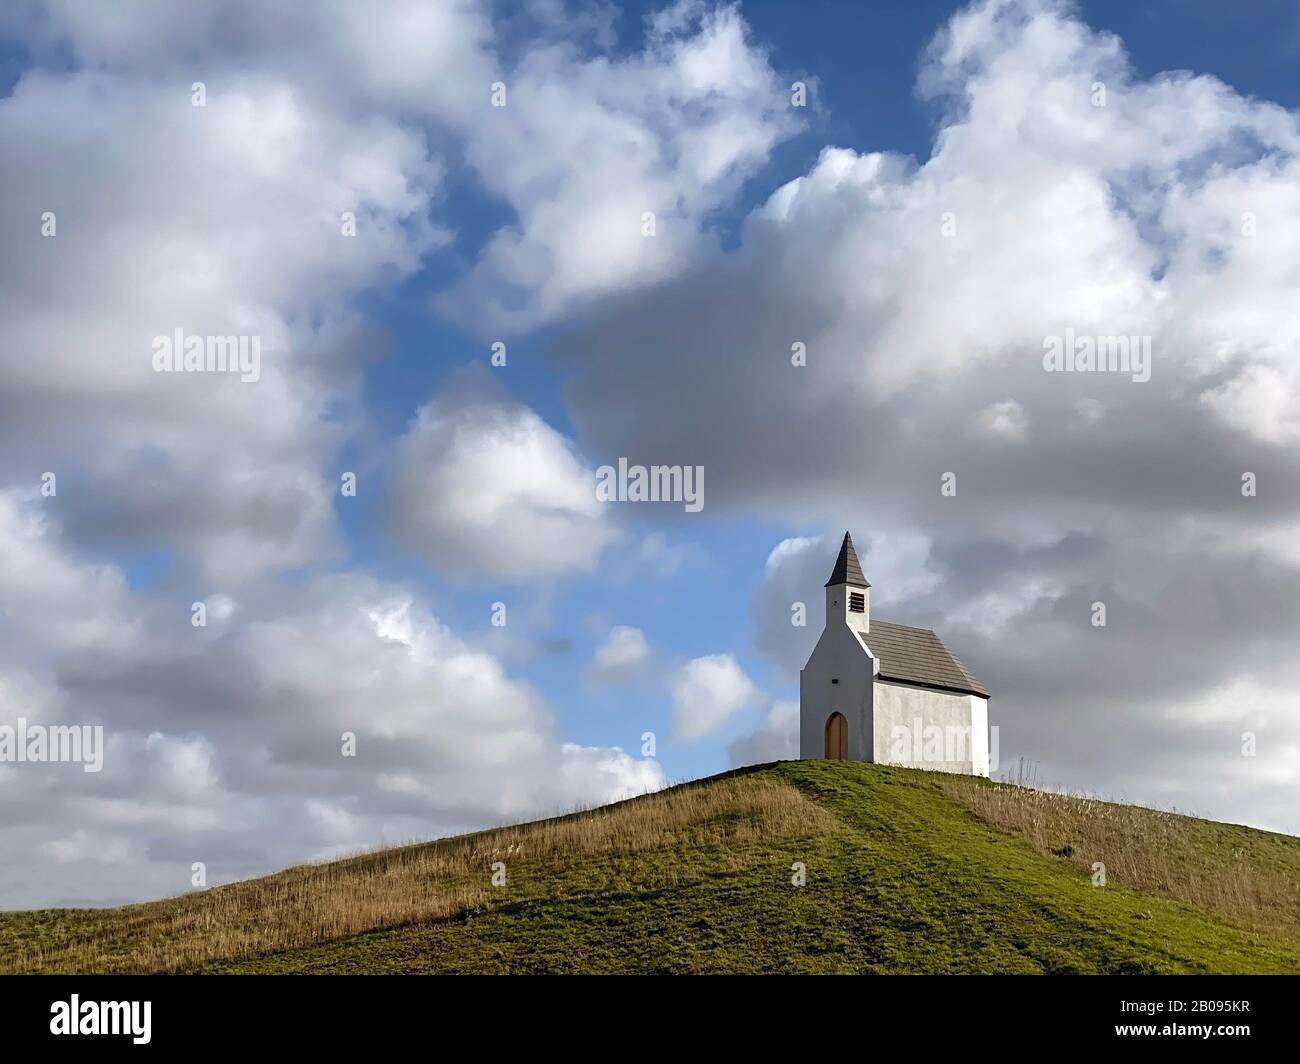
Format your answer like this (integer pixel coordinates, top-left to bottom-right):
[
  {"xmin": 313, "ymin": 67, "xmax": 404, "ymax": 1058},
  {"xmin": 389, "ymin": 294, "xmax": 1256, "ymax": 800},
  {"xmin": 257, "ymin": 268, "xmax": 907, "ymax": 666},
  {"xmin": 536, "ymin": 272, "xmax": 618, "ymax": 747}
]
[{"xmin": 824, "ymin": 712, "xmax": 848, "ymax": 760}]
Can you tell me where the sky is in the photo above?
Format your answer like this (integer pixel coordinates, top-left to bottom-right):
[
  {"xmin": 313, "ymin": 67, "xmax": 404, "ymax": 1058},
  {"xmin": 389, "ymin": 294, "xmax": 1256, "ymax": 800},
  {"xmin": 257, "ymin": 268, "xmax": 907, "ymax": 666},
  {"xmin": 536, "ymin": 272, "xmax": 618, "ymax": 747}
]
[{"xmin": 1, "ymin": 0, "xmax": 1298, "ymax": 907}]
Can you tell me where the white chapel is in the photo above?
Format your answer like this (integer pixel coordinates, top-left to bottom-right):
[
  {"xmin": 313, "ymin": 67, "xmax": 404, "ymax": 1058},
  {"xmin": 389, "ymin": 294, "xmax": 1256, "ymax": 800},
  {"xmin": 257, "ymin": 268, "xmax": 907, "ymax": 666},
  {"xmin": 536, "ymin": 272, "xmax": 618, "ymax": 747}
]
[{"xmin": 799, "ymin": 532, "xmax": 990, "ymax": 776}]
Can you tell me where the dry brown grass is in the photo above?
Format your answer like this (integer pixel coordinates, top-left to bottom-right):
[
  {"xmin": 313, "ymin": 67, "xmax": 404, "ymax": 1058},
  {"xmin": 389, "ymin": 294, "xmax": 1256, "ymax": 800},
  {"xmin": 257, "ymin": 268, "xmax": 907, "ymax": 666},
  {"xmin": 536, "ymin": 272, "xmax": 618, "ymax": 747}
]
[
  {"xmin": 4, "ymin": 774, "xmax": 840, "ymax": 974},
  {"xmin": 944, "ymin": 774, "xmax": 1300, "ymax": 940}
]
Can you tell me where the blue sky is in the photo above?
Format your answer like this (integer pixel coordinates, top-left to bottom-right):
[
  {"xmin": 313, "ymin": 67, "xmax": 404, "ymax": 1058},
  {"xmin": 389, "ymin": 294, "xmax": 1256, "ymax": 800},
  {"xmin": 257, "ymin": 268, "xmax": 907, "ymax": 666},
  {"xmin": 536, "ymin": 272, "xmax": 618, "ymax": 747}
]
[{"xmin": 4, "ymin": 0, "xmax": 1300, "ymax": 906}]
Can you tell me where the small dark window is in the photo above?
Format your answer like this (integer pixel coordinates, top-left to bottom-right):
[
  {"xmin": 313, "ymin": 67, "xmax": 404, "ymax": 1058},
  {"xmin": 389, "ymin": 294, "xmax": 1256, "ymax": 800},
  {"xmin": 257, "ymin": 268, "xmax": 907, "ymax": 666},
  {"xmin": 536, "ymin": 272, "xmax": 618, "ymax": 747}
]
[
  {"xmin": 849, "ymin": 592, "xmax": 865, "ymax": 613},
  {"xmin": 831, "ymin": 678, "xmax": 839, "ymax": 685}
]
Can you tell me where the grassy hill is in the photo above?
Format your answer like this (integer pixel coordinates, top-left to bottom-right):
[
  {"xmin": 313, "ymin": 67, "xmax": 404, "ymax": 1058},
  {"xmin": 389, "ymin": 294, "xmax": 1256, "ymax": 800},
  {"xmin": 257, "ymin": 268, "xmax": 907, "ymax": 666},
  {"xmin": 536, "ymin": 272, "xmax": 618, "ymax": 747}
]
[{"xmin": 4, "ymin": 760, "xmax": 1300, "ymax": 974}]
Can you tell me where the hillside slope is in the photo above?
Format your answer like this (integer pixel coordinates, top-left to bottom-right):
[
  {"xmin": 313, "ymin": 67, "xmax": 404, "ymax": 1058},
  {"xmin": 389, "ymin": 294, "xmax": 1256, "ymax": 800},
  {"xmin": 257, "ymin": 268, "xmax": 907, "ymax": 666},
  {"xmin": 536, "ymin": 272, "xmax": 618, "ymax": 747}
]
[{"xmin": 4, "ymin": 761, "xmax": 1299, "ymax": 974}]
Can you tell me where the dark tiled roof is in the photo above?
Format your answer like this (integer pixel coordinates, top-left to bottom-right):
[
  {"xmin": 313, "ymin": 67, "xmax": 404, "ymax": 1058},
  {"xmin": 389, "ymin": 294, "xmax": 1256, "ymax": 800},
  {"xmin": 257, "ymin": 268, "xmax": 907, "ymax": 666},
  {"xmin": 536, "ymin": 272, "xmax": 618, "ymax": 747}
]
[
  {"xmin": 863, "ymin": 619, "xmax": 989, "ymax": 697},
  {"xmin": 824, "ymin": 532, "xmax": 870, "ymax": 588}
]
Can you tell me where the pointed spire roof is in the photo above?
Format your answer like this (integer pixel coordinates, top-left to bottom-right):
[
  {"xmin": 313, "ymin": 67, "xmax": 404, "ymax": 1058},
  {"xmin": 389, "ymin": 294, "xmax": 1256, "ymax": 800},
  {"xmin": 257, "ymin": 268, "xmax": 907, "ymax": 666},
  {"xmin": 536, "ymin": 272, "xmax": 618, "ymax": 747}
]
[{"xmin": 824, "ymin": 531, "xmax": 870, "ymax": 588}]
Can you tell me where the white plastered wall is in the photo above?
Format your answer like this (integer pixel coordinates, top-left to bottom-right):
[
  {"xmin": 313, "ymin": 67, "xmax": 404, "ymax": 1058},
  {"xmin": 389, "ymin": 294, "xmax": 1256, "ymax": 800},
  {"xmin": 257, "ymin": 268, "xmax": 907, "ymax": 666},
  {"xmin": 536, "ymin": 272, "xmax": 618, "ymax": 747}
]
[{"xmin": 871, "ymin": 680, "xmax": 989, "ymax": 777}]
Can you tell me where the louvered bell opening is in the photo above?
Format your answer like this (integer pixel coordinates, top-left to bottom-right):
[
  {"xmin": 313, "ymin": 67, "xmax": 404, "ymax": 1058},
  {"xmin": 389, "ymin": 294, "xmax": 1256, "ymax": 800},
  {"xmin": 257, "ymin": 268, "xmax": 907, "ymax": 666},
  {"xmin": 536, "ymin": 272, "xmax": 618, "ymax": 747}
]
[{"xmin": 849, "ymin": 592, "xmax": 865, "ymax": 613}]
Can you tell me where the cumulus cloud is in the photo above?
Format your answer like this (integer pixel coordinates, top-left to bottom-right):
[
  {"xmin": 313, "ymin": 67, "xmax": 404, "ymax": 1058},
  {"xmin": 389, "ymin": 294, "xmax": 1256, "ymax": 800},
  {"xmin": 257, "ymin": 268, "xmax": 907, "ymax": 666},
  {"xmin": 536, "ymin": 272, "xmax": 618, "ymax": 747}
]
[
  {"xmin": 585, "ymin": 625, "xmax": 653, "ymax": 687},
  {"xmin": 670, "ymin": 654, "xmax": 757, "ymax": 741},
  {"xmin": 750, "ymin": 536, "xmax": 828, "ymax": 677},
  {"xmin": 0, "ymin": 66, "xmax": 443, "ymax": 584},
  {"xmin": 439, "ymin": 0, "xmax": 802, "ymax": 331},
  {"xmin": 976, "ymin": 399, "xmax": 1029, "ymax": 442},
  {"xmin": 386, "ymin": 375, "xmax": 618, "ymax": 580},
  {"xmin": 6, "ymin": 0, "xmax": 801, "ymax": 335},
  {"xmin": 0, "ymin": 0, "xmax": 496, "ymax": 117},
  {"xmin": 727, "ymin": 699, "xmax": 798, "ymax": 767},
  {"xmin": 558, "ymin": 0, "xmax": 1300, "ymax": 521}
]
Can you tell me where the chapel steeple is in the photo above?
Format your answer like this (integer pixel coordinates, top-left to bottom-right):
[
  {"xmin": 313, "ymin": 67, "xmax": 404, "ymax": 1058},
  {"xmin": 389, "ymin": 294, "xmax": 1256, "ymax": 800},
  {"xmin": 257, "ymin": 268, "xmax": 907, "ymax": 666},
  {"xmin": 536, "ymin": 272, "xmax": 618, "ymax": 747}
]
[
  {"xmin": 824, "ymin": 531, "xmax": 870, "ymax": 634},
  {"xmin": 824, "ymin": 531, "xmax": 870, "ymax": 589}
]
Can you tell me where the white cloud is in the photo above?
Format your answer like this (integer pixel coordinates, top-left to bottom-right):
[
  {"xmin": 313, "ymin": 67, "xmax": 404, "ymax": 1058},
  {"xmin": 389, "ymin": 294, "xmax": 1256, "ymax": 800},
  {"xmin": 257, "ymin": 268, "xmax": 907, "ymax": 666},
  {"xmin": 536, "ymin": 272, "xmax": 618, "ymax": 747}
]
[
  {"xmin": 634, "ymin": 532, "xmax": 699, "ymax": 577},
  {"xmin": 0, "ymin": 69, "xmax": 443, "ymax": 584},
  {"xmin": 727, "ymin": 699, "xmax": 798, "ymax": 766},
  {"xmin": 670, "ymin": 653, "xmax": 757, "ymax": 741},
  {"xmin": 8, "ymin": 0, "xmax": 799, "ymax": 337},
  {"xmin": 439, "ymin": 0, "xmax": 801, "ymax": 330},
  {"xmin": 977, "ymin": 399, "xmax": 1029, "ymax": 442},
  {"xmin": 144, "ymin": 732, "xmax": 218, "ymax": 796},
  {"xmin": 1, "ymin": 0, "xmax": 495, "ymax": 119},
  {"xmin": 585, "ymin": 626, "xmax": 652, "ymax": 686},
  {"xmin": 386, "ymin": 380, "xmax": 618, "ymax": 580},
  {"xmin": 554, "ymin": 742, "xmax": 665, "ymax": 808},
  {"xmin": 1164, "ymin": 676, "xmax": 1280, "ymax": 729}
]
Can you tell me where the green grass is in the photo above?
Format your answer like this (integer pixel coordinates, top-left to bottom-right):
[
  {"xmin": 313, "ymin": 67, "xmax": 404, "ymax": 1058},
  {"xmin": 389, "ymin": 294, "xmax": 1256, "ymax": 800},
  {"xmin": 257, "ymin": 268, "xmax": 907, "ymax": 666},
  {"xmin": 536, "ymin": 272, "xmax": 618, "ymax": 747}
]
[{"xmin": 4, "ymin": 761, "xmax": 1299, "ymax": 973}]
